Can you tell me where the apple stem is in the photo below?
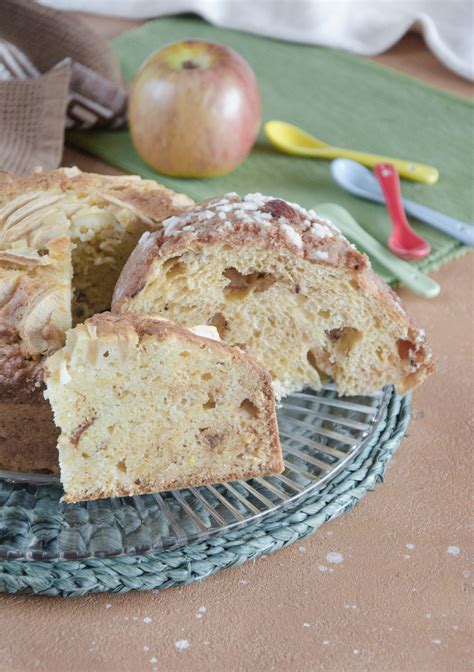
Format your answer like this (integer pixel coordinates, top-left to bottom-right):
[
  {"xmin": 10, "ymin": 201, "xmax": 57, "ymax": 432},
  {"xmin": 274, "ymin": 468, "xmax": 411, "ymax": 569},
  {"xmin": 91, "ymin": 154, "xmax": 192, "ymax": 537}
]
[{"xmin": 182, "ymin": 60, "xmax": 199, "ymax": 70}]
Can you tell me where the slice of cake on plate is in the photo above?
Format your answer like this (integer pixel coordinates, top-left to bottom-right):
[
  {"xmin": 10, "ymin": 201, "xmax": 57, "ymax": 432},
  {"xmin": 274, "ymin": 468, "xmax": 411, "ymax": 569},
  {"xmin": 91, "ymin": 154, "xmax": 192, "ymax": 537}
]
[
  {"xmin": 112, "ymin": 193, "xmax": 433, "ymax": 398},
  {"xmin": 43, "ymin": 313, "xmax": 282, "ymax": 503},
  {"xmin": 0, "ymin": 167, "xmax": 193, "ymax": 473}
]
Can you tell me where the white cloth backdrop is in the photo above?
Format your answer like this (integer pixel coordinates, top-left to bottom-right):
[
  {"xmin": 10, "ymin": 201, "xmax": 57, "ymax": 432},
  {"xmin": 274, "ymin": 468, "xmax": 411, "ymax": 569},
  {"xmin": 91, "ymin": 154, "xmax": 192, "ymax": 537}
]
[{"xmin": 38, "ymin": 0, "xmax": 474, "ymax": 81}]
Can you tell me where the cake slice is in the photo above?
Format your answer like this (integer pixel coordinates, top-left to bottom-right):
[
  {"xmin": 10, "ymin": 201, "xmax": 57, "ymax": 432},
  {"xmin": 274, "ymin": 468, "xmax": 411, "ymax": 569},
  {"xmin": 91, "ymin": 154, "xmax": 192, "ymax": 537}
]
[
  {"xmin": 43, "ymin": 313, "xmax": 282, "ymax": 503},
  {"xmin": 112, "ymin": 193, "xmax": 434, "ymax": 398}
]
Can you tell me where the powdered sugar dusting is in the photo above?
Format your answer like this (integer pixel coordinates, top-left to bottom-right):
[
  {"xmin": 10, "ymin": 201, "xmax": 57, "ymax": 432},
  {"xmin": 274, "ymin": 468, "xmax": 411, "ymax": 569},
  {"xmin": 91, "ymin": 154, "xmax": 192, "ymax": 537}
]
[
  {"xmin": 326, "ymin": 551, "xmax": 344, "ymax": 564},
  {"xmin": 162, "ymin": 215, "xmax": 182, "ymax": 237},
  {"xmin": 175, "ymin": 640, "xmax": 190, "ymax": 650},
  {"xmin": 198, "ymin": 210, "xmax": 214, "ymax": 221},
  {"xmin": 279, "ymin": 222, "xmax": 303, "ymax": 249},
  {"xmin": 309, "ymin": 222, "xmax": 334, "ymax": 239},
  {"xmin": 314, "ymin": 250, "xmax": 329, "ymax": 260},
  {"xmin": 157, "ymin": 193, "xmax": 345, "ymax": 260},
  {"xmin": 196, "ymin": 606, "xmax": 206, "ymax": 619}
]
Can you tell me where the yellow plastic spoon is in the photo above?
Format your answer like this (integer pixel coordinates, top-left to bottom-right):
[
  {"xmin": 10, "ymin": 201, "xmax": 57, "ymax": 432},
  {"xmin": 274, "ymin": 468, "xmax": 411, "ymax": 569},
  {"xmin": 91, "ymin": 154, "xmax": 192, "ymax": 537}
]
[{"xmin": 264, "ymin": 121, "xmax": 439, "ymax": 185}]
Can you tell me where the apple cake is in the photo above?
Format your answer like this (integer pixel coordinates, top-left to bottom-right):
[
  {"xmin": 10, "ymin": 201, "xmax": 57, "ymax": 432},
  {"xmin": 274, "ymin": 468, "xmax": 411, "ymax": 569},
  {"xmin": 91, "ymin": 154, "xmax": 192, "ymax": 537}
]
[
  {"xmin": 0, "ymin": 167, "xmax": 193, "ymax": 473},
  {"xmin": 43, "ymin": 312, "xmax": 283, "ymax": 503},
  {"xmin": 113, "ymin": 193, "xmax": 433, "ymax": 398}
]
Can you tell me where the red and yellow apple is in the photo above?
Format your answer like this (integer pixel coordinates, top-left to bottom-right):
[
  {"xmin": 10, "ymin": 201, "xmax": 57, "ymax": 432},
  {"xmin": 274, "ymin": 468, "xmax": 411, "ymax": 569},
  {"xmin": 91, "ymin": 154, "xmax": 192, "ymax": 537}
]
[{"xmin": 129, "ymin": 40, "xmax": 261, "ymax": 178}]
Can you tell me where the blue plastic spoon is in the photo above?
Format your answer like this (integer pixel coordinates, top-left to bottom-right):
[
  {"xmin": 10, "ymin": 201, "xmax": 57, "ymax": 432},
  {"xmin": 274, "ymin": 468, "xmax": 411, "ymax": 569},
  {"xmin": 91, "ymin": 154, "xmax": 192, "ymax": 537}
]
[{"xmin": 331, "ymin": 159, "xmax": 474, "ymax": 246}]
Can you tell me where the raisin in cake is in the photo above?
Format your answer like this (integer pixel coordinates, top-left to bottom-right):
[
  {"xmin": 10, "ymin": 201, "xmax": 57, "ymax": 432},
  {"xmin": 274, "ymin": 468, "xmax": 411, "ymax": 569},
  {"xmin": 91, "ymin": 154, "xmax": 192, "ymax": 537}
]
[
  {"xmin": 0, "ymin": 167, "xmax": 193, "ymax": 473},
  {"xmin": 43, "ymin": 313, "xmax": 282, "ymax": 503},
  {"xmin": 113, "ymin": 193, "xmax": 433, "ymax": 398}
]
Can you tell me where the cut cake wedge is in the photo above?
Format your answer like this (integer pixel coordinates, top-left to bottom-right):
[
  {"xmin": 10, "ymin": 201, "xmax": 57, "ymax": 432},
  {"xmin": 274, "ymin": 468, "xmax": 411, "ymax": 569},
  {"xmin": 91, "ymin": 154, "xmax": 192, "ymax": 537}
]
[{"xmin": 43, "ymin": 312, "xmax": 283, "ymax": 503}]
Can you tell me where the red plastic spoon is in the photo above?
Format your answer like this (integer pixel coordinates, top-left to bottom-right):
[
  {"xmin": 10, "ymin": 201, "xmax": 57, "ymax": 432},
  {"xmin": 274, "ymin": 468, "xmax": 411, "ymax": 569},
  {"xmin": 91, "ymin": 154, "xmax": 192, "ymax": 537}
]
[{"xmin": 374, "ymin": 163, "xmax": 431, "ymax": 260}]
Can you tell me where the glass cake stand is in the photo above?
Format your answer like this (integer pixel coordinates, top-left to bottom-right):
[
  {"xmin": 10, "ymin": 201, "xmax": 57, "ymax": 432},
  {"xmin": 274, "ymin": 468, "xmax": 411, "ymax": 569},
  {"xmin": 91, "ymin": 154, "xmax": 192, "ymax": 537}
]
[{"xmin": 0, "ymin": 384, "xmax": 390, "ymax": 561}]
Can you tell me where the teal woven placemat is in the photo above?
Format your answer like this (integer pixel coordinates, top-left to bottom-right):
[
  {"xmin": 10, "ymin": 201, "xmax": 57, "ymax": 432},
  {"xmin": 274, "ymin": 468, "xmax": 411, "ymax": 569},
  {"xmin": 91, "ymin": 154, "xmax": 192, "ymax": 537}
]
[
  {"xmin": 0, "ymin": 388, "xmax": 410, "ymax": 597},
  {"xmin": 68, "ymin": 16, "xmax": 473, "ymax": 285}
]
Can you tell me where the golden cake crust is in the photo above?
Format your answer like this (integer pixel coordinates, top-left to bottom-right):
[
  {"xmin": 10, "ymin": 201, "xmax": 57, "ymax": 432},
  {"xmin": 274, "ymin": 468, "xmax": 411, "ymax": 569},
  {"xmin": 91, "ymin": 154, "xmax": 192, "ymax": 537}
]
[{"xmin": 0, "ymin": 167, "xmax": 193, "ymax": 224}]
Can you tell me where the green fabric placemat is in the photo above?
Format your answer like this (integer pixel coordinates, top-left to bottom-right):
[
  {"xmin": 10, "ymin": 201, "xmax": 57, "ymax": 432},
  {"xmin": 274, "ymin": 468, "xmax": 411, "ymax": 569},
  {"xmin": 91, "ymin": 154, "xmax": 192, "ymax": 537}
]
[{"xmin": 68, "ymin": 16, "xmax": 473, "ymax": 285}]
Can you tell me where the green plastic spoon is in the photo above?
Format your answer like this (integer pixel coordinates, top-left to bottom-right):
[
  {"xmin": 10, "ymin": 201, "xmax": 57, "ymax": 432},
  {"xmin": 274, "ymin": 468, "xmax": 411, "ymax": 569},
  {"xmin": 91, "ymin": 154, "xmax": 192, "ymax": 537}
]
[{"xmin": 315, "ymin": 203, "xmax": 440, "ymax": 299}]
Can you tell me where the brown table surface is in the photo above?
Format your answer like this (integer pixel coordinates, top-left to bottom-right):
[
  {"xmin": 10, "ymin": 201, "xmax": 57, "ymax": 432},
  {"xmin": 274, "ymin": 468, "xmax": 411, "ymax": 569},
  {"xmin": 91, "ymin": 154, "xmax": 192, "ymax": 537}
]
[{"xmin": 1, "ymin": 14, "xmax": 472, "ymax": 672}]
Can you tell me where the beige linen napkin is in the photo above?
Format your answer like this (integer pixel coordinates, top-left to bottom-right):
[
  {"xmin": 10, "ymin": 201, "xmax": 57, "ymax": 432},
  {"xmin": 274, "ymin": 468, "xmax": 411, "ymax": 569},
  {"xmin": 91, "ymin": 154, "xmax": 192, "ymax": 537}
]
[{"xmin": 0, "ymin": 0, "xmax": 127, "ymax": 175}]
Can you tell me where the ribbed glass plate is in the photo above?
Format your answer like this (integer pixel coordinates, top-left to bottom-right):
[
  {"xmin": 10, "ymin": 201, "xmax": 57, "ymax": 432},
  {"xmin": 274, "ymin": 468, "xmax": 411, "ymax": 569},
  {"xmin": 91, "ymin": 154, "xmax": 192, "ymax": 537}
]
[{"xmin": 0, "ymin": 384, "xmax": 390, "ymax": 561}]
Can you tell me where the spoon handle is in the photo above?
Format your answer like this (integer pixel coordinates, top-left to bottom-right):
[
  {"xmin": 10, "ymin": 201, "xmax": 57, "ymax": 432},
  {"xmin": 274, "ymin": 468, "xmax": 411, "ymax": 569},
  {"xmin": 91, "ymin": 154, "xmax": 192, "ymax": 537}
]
[
  {"xmin": 350, "ymin": 228, "xmax": 440, "ymax": 298},
  {"xmin": 374, "ymin": 163, "xmax": 431, "ymax": 260},
  {"xmin": 332, "ymin": 149, "xmax": 439, "ymax": 185},
  {"xmin": 351, "ymin": 227, "xmax": 440, "ymax": 298},
  {"xmin": 402, "ymin": 199, "xmax": 474, "ymax": 246},
  {"xmin": 374, "ymin": 163, "xmax": 410, "ymax": 229},
  {"xmin": 315, "ymin": 203, "xmax": 440, "ymax": 298}
]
